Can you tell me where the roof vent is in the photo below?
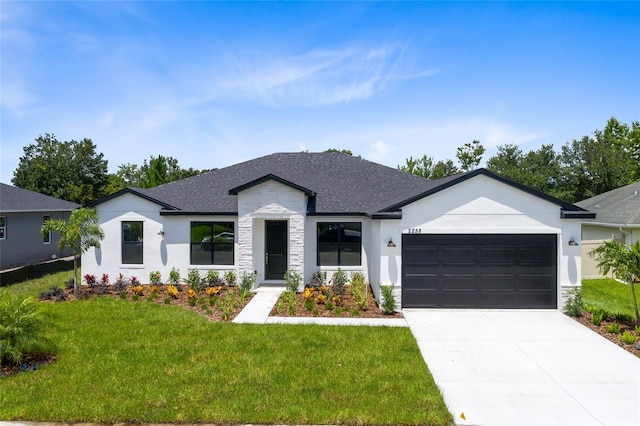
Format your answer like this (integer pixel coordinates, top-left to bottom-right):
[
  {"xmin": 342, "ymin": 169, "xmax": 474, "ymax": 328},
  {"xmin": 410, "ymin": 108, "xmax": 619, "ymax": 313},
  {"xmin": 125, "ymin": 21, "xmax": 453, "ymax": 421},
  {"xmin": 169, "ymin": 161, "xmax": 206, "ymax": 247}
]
[{"xmin": 595, "ymin": 204, "xmax": 600, "ymax": 209}]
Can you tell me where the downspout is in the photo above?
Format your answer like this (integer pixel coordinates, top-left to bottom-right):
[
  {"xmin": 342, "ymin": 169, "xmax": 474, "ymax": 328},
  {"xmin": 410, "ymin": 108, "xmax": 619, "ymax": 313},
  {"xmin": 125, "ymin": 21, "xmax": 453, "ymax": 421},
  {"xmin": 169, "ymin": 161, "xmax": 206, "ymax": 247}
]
[{"xmin": 619, "ymin": 227, "xmax": 633, "ymax": 245}]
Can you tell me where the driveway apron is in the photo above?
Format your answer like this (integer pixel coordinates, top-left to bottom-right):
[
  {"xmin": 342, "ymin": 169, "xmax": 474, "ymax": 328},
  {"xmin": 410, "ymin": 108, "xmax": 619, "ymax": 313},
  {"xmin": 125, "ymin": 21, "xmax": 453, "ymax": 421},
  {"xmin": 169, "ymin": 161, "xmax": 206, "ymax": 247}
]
[{"xmin": 403, "ymin": 309, "xmax": 640, "ymax": 426}]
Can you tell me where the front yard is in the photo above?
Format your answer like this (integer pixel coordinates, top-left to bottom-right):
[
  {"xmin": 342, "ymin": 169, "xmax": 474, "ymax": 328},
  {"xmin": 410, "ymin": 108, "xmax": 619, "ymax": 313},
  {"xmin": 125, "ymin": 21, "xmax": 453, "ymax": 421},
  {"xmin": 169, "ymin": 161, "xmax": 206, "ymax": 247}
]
[
  {"xmin": 0, "ymin": 271, "xmax": 453, "ymax": 425},
  {"xmin": 572, "ymin": 278, "xmax": 640, "ymax": 357}
]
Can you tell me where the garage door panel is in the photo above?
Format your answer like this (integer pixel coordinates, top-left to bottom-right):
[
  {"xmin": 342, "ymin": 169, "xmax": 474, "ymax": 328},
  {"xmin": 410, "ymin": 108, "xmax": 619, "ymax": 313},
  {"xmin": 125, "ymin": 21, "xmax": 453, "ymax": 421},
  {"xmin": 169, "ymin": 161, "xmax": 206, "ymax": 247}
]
[{"xmin": 401, "ymin": 234, "xmax": 557, "ymax": 309}]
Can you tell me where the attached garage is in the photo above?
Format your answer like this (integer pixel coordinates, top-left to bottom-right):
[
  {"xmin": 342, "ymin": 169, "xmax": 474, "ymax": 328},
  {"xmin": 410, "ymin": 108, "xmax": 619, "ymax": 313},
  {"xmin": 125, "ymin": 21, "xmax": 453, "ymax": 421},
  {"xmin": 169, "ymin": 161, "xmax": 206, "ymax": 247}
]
[{"xmin": 401, "ymin": 234, "xmax": 557, "ymax": 309}]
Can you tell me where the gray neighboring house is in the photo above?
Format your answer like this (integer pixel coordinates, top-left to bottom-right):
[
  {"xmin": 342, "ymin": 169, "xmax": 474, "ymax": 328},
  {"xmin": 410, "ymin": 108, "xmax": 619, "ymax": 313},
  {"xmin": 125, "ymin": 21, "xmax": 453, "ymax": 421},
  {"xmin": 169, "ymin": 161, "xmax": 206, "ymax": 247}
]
[
  {"xmin": 0, "ymin": 183, "xmax": 79, "ymax": 270},
  {"xmin": 575, "ymin": 181, "xmax": 640, "ymax": 279}
]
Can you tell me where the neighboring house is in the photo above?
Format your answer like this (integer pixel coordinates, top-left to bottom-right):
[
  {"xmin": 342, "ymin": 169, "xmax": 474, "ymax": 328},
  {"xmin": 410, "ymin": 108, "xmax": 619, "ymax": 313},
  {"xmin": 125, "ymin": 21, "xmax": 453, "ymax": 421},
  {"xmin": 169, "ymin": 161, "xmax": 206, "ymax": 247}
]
[
  {"xmin": 83, "ymin": 152, "xmax": 594, "ymax": 309},
  {"xmin": 0, "ymin": 183, "xmax": 79, "ymax": 270},
  {"xmin": 575, "ymin": 181, "xmax": 640, "ymax": 279}
]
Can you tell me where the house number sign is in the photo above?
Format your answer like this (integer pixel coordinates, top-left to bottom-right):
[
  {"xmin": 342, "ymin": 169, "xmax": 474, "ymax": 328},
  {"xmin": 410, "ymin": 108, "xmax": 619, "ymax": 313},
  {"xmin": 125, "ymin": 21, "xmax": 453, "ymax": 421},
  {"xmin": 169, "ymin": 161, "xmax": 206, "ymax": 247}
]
[{"xmin": 407, "ymin": 228, "xmax": 422, "ymax": 234}]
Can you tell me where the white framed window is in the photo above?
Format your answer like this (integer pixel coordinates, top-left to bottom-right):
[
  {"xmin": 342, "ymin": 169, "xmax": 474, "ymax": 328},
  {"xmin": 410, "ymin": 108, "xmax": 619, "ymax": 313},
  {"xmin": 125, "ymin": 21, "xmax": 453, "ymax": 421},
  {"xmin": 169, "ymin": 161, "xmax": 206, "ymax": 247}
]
[
  {"xmin": 122, "ymin": 221, "xmax": 143, "ymax": 264},
  {"xmin": 43, "ymin": 215, "xmax": 51, "ymax": 244}
]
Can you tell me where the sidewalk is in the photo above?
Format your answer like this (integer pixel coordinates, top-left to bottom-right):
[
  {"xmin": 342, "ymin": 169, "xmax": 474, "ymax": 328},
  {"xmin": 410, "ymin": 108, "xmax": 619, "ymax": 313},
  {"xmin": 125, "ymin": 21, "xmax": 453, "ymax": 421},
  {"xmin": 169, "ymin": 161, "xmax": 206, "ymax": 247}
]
[{"xmin": 233, "ymin": 286, "xmax": 408, "ymax": 327}]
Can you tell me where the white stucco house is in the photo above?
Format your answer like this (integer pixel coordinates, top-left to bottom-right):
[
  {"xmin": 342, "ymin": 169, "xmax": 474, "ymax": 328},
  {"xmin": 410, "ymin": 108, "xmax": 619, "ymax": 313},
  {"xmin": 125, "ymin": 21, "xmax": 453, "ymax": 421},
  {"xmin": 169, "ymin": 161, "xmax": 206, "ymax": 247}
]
[
  {"xmin": 83, "ymin": 152, "xmax": 594, "ymax": 309},
  {"xmin": 575, "ymin": 181, "xmax": 640, "ymax": 279}
]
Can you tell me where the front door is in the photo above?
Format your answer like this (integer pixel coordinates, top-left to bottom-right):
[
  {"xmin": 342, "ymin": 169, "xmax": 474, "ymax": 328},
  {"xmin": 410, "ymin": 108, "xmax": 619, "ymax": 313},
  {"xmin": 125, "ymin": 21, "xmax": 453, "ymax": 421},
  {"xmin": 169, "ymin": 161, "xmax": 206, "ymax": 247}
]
[{"xmin": 265, "ymin": 220, "xmax": 287, "ymax": 280}]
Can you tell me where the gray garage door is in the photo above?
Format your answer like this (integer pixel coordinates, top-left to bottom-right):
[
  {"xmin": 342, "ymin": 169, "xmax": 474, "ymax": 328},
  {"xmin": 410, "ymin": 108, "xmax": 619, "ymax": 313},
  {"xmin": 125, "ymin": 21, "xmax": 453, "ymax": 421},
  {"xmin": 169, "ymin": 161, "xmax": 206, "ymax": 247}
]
[{"xmin": 402, "ymin": 234, "xmax": 557, "ymax": 308}]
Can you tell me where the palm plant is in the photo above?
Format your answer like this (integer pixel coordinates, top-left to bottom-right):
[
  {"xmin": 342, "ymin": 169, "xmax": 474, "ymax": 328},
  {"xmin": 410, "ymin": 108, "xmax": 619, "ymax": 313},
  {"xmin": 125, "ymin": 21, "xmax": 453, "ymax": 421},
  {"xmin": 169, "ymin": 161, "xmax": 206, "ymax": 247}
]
[
  {"xmin": 41, "ymin": 208, "xmax": 104, "ymax": 294},
  {"xmin": 589, "ymin": 240, "xmax": 640, "ymax": 326},
  {"xmin": 0, "ymin": 291, "xmax": 56, "ymax": 365}
]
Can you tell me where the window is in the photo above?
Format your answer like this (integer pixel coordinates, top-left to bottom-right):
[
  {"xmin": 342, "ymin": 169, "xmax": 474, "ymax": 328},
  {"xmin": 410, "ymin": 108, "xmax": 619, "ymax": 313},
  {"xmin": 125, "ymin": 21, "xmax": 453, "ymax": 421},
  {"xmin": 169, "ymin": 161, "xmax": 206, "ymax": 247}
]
[
  {"xmin": 190, "ymin": 222, "xmax": 234, "ymax": 265},
  {"xmin": 0, "ymin": 216, "xmax": 5, "ymax": 240},
  {"xmin": 122, "ymin": 221, "xmax": 143, "ymax": 264},
  {"xmin": 43, "ymin": 215, "xmax": 51, "ymax": 244},
  {"xmin": 317, "ymin": 222, "xmax": 362, "ymax": 266}
]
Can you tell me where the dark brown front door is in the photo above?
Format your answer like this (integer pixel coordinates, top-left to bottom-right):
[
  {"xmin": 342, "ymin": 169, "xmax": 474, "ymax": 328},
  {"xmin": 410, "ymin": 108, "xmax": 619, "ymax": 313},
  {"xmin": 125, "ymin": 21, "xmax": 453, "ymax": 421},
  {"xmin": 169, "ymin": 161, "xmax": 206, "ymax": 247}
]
[{"xmin": 265, "ymin": 220, "xmax": 287, "ymax": 280}]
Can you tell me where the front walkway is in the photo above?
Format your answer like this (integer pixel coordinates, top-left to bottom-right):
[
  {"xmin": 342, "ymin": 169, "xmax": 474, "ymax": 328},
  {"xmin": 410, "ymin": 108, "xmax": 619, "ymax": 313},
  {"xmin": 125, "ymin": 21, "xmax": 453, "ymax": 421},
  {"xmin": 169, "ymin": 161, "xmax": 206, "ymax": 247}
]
[{"xmin": 233, "ymin": 286, "xmax": 408, "ymax": 327}]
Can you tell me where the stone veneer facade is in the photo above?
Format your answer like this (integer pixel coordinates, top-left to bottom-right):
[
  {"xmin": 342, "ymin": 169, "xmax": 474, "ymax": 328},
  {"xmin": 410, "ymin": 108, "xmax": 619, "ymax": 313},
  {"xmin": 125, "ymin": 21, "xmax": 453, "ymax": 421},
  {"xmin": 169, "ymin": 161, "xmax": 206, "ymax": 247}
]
[{"xmin": 236, "ymin": 180, "xmax": 307, "ymax": 281}]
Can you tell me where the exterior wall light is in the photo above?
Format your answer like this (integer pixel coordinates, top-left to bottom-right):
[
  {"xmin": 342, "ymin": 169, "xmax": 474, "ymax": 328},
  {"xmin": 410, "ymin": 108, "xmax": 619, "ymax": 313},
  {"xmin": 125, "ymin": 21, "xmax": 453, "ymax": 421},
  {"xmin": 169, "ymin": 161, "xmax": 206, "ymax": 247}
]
[
  {"xmin": 158, "ymin": 230, "xmax": 165, "ymax": 237},
  {"xmin": 568, "ymin": 236, "xmax": 578, "ymax": 246},
  {"xmin": 387, "ymin": 238, "xmax": 396, "ymax": 248}
]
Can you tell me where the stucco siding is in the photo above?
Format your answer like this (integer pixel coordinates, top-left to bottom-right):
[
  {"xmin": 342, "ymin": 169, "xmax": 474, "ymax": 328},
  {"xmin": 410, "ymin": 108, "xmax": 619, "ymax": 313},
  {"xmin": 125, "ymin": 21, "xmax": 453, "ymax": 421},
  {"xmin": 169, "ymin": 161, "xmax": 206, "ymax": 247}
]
[
  {"xmin": 0, "ymin": 211, "xmax": 73, "ymax": 269},
  {"xmin": 375, "ymin": 175, "xmax": 581, "ymax": 309},
  {"xmin": 83, "ymin": 193, "xmax": 238, "ymax": 283}
]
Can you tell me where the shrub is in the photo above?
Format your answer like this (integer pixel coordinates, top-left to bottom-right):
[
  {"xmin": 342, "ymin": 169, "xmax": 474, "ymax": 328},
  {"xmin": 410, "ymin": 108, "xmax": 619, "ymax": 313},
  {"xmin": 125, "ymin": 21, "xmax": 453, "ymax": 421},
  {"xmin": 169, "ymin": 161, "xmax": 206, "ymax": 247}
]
[
  {"xmin": 150, "ymin": 285, "xmax": 160, "ymax": 294},
  {"xmin": 310, "ymin": 270, "xmax": 326, "ymax": 288},
  {"xmin": 186, "ymin": 269, "xmax": 203, "ymax": 292},
  {"xmin": 100, "ymin": 274, "xmax": 110, "ymax": 285},
  {"xmin": 0, "ymin": 292, "xmax": 56, "ymax": 365},
  {"xmin": 39, "ymin": 286, "xmax": 67, "ymax": 302},
  {"xmin": 206, "ymin": 270, "xmax": 221, "ymax": 286},
  {"xmin": 83, "ymin": 274, "xmax": 96, "ymax": 287},
  {"xmin": 206, "ymin": 286, "xmax": 222, "ymax": 297},
  {"xmin": 613, "ymin": 312, "xmax": 634, "ymax": 323},
  {"xmin": 350, "ymin": 272, "xmax": 368, "ymax": 310},
  {"xmin": 113, "ymin": 273, "xmax": 128, "ymax": 293},
  {"xmin": 315, "ymin": 293, "xmax": 327, "ymax": 305},
  {"xmin": 187, "ymin": 288, "xmax": 197, "ymax": 299},
  {"xmin": 563, "ymin": 287, "xmax": 583, "ymax": 317},
  {"xmin": 239, "ymin": 272, "xmax": 256, "ymax": 296},
  {"xmin": 331, "ymin": 268, "xmax": 348, "ymax": 295},
  {"xmin": 169, "ymin": 267, "xmax": 181, "ymax": 285},
  {"xmin": 606, "ymin": 322, "xmax": 621, "ymax": 334},
  {"xmin": 163, "ymin": 297, "xmax": 171, "ymax": 305},
  {"xmin": 380, "ymin": 284, "xmax": 397, "ymax": 314},
  {"xmin": 591, "ymin": 310, "xmax": 605, "ymax": 326},
  {"xmin": 282, "ymin": 291, "xmax": 296, "ymax": 316},
  {"xmin": 303, "ymin": 287, "xmax": 314, "ymax": 300},
  {"xmin": 133, "ymin": 285, "xmax": 144, "ymax": 296},
  {"xmin": 225, "ymin": 270, "xmax": 237, "ymax": 287},
  {"xmin": 304, "ymin": 298, "xmax": 314, "ymax": 311},
  {"xmin": 130, "ymin": 276, "xmax": 140, "ymax": 285},
  {"xmin": 621, "ymin": 330, "xmax": 637, "ymax": 345},
  {"xmin": 284, "ymin": 269, "xmax": 301, "ymax": 293},
  {"xmin": 149, "ymin": 271, "xmax": 162, "ymax": 285},
  {"xmin": 166, "ymin": 285, "xmax": 179, "ymax": 298}
]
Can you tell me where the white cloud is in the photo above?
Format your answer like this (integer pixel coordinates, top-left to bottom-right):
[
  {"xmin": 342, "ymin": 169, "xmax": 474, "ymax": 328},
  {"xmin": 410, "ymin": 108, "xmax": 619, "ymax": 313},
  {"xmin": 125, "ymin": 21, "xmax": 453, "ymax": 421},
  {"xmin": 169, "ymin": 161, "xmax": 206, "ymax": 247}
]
[
  {"xmin": 367, "ymin": 140, "xmax": 391, "ymax": 163},
  {"xmin": 217, "ymin": 44, "xmax": 436, "ymax": 107}
]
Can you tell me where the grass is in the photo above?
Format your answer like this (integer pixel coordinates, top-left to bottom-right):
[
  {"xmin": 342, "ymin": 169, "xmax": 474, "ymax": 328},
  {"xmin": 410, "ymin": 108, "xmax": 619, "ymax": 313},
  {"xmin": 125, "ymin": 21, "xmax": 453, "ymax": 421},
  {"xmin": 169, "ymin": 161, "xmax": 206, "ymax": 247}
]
[
  {"xmin": 1, "ymin": 274, "xmax": 453, "ymax": 425},
  {"xmin": 582, "ymin": 278, "xmax": 638, "ymax": 320}
]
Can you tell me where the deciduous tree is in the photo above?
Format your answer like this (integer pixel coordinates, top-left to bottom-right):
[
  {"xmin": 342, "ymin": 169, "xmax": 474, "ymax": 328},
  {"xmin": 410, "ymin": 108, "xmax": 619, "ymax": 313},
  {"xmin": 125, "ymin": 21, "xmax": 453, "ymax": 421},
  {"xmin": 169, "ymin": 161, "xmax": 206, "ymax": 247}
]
[{"xmin": 12, "ymin": 134, "xmax": 108, "ymax": 205}]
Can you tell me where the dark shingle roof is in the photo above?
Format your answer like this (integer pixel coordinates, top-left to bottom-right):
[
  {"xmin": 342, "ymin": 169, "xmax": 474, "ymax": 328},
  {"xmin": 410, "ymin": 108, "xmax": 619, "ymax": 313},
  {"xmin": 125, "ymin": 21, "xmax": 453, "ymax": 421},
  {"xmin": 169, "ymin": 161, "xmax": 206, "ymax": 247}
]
[
  {"xmin": 92, "ymin": 152, "xmax": 591, "ymax": 217},
  {"xmin": 575, "ymin": 181, "xmax": 640, "ymax": 225},
  {"xmin": 0, "ymin": 183, "xmax": 80, "ymax": 212},
  {"xmin": 120, "ymin": 152, "xmax": 435, "ymax": 215}
]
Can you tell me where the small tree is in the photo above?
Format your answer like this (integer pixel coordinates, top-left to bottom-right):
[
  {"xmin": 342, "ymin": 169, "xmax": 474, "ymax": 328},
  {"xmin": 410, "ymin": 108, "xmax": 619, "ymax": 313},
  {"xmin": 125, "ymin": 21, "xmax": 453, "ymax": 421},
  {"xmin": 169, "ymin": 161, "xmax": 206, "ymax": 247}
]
[
  {"xmin": 589, "ymin": 240, "xmax": 640, "ymax": 326},
  {"xmin": 41, "ymin": 208, "xmax": 104, "ymax": 294}
]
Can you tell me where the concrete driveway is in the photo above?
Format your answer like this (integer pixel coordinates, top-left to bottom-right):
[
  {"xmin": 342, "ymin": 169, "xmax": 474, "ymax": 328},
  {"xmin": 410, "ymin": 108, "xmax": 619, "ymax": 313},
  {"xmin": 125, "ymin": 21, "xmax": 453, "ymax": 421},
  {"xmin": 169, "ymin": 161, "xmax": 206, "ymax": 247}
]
[{"xmin": 403, "ymin": 310, "xmax": 640, "ymax": 426}]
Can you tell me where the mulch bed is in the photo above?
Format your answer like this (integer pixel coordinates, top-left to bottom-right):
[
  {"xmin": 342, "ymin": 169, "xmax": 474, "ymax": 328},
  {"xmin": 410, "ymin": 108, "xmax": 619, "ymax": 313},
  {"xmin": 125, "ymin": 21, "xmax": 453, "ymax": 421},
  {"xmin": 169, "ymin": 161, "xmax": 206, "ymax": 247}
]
[
  {"xmin": 270, "ymin": 285, "xmax": 403, "ymax": 318},
  {"xmin": 571, "ymin": 311, "xmax": 640, "ymax": 358},
  {"xmin": 39, "ymin": 283, "xmax": 255, "ymax": 322}
]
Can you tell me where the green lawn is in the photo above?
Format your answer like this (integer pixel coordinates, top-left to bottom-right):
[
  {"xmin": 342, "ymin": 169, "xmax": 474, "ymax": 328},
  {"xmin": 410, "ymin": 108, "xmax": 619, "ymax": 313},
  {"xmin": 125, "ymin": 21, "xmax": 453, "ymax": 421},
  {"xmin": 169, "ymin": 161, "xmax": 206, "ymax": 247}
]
[
  {"xmin": 582, "ymin": 278, "xmax": 638, "ymax": 320},
  {"xmin": 1, "ymin": 273, "xmax": 453, "ymax": 425}
]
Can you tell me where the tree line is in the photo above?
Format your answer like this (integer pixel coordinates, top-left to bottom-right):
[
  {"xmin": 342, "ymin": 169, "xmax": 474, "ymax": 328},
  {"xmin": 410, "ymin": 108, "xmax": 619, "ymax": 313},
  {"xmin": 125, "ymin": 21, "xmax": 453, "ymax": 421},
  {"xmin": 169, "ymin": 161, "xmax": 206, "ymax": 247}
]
[
  {"xmin": 10, "ymin": 117, "xmax": 639, "ymax": 206},
  {"xmin": 398, "ymin": 117, "xmax": 639, "ymax": 203},
  {"xmin": 11, "ymin": 134, "xmax": 212, "ymax": 205}
]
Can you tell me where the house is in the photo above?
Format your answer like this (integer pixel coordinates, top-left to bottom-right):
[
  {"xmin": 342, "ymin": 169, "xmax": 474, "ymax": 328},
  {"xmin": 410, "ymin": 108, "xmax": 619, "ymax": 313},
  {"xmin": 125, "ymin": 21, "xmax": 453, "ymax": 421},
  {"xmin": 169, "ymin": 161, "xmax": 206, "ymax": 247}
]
[
  {"xmin": 575, "ymin": 181, "xmax": 640, "ymax": 279},
  {"xmin": 0, "ymin": 183, "xmax": 79, "ymax": 270},
  {"xmin": 83, "ymin": 152, "xmax": 594, "ymax": 309}
]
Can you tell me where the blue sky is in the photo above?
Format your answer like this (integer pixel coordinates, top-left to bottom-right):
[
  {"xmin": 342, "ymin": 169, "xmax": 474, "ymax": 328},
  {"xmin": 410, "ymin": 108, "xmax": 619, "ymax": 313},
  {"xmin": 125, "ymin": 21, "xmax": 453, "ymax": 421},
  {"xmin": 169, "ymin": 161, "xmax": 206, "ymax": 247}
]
[{"xmin": 2, "ymin": 1, "xmax": 639, "ymax": 184}]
